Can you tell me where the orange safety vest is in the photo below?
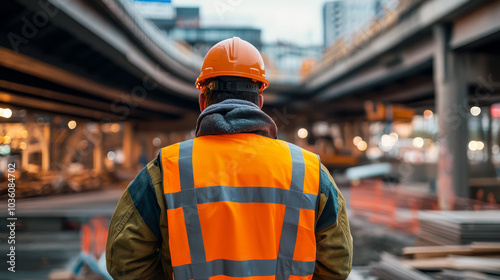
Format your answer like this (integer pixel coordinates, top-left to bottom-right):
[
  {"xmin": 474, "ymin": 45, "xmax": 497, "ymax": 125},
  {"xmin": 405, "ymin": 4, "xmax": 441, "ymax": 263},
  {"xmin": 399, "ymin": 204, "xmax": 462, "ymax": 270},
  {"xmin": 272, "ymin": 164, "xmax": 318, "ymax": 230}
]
[{"xmin": 161, "ymin": 133, "xmax": 320, "ymax": 279}]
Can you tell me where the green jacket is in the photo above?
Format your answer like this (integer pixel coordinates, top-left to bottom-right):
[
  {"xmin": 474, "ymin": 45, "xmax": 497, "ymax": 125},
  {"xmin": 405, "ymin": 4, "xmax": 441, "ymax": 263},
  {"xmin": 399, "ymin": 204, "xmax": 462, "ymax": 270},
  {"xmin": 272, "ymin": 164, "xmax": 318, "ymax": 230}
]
[{"xmin": 106, "ymin": 156, "xmax": 352, "ymax": 279}]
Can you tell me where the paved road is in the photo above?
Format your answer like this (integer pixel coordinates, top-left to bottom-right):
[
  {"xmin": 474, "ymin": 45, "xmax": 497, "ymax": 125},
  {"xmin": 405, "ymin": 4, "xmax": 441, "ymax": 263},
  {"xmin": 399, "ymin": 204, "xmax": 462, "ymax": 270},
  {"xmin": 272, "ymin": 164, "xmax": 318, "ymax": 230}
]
[{"xmin": 0, "ymin": 189, "xmax": 124, "ymax": 218}]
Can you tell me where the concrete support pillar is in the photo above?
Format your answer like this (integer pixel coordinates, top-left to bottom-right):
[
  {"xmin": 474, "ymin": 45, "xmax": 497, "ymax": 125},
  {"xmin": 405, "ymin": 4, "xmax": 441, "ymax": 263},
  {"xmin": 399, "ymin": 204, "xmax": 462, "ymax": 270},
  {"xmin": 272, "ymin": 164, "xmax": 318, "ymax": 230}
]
[
  {"xmin": 361, "ymin": 121, "xmax": 370, "ymax": 143},
  {"xmin": 42, "ymin": 124, "xmax": 50, "ymax": 172},
  {"xmin": 433, "ymin": 24, "xmax": 469, "ymax": 209},
  {"xmin": 123, "ymin": 122, "xmax": 133, "ymax": 170},
  {"xmin": 21, "ymin": 140, "xmax": 29, "ymax": 172},
  {"xmin": 93, "ymin": 133, "xmax": 103, "ymax": 173},
  {"xmin": 341, "ymin": 122, "xmax": 351, "ymax": 153},
  {"xmin": 486, "ymin": 106, "xmax": 493, "ymax": 163},
  {"xmin": 132, "ymin": 131, "xmax": 141, "ymax": 169},
  {"xmin": 353, "ymin": 121, "xmax": 360, "ymax": 140}
]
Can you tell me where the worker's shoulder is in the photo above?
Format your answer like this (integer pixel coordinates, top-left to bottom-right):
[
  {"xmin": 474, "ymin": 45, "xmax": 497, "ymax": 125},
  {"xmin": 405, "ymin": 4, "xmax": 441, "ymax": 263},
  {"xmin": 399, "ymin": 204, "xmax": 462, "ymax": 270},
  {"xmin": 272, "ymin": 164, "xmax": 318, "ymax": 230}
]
[
  {"xmin": 158, "ymin": 141, "xmax": 182, "ymax": 159},
  {"xmin": 128, "ymin": 157, "xmax": 161, "ymax": 199},
  {"xmin": 124, "ymin": 158, "xmax": 162, "ymax": 238},
  {"xmin": 275, "ymin": 138, "xmax": 320, "ymax": 158},
  {"xmin": 145, "ymin": 156, "xmax": 162, "ymax": 186},
  {"xmin": 318, "ymin": 163, "xmax": 341, "ymax": 211},
  {"xmin": 157, "ymin": 136, "xmax": 320, "ymax": 162}
]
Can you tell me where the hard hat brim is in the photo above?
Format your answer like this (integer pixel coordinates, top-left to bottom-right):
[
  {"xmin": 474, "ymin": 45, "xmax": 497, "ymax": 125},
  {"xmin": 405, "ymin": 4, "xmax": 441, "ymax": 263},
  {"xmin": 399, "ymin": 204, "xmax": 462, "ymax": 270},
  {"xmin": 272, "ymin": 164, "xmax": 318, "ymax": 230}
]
[{"xmin": 196, "ymin": 72, "xmax": 269, "ymax": 92}]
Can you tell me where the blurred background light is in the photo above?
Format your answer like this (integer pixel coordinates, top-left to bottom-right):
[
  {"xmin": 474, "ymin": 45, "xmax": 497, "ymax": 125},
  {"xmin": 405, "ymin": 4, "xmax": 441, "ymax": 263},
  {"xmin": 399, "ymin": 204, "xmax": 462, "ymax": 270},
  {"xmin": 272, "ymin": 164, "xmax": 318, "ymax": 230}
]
[
  {"xmin": 468, "ymin": 140, "xmax": 478, "ymax": 151},
  {"xmin": 470, "ymin": 106, "xmax": 481, "ymax": 116},
  {"xmin": 0, "ymin": 108, "xmax": 13, "ymax": 118},
  {"xmin": 297, "ymin": 128, "xmax": 308, "ymax": 139},
  {"xmin": 353, "ymin": 136, "xmax": 362, "ymax": 146},
  {"xmin": 152, "ymin": 137, "xmax": 162, "ymax": 147},
  {"xmin": 423, "ymin": 109, "xmax": 433, "ymax": 119},
  {"xmin": 477, "ymin": 141, "xmax": 485, "ymax": 151},
  {"xmin": 380, "ymin": 134, "xmax": 397, "ymax": 152},
  {"xmin": 468, "ymin": 140, "xmax": 485, "ymax": 151},
  {"xmin": 107, "ymin": 151, "xmax": 116, "ymax": 160},
  {"xmin": 356, "ymin": 140, "xmax": 367, "ymax": 151},
  {"xmin": 20, "ymin": 129, "xmax": 28, "ymax": 138},
  {"xmin": 412, "ymin": 137, "xmax": 424, "ymax": 148},
  {"xmin": 68, "ymin": 120, "xmax": 77, "ymax": 130}
]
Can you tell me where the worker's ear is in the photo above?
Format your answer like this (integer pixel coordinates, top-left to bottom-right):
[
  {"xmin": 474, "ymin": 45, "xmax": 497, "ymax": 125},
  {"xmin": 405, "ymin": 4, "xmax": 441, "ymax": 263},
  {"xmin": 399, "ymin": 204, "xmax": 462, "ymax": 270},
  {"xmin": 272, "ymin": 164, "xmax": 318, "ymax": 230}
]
[
  {"xmin": 259, "ymin": 94, "xmax": 263, "ymax": 109},
  {"xmin": 199, "ymin": 93, "xmax": 206, "ymax": 112}
]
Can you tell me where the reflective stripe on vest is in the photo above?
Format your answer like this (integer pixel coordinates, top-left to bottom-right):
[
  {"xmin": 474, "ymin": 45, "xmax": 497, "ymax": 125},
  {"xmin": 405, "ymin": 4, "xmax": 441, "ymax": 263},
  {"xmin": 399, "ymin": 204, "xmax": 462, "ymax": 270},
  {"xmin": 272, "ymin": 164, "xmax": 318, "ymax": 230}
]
[{"xmin": 161, "ymin": 134, "xmax": 320, "ymax": 280}]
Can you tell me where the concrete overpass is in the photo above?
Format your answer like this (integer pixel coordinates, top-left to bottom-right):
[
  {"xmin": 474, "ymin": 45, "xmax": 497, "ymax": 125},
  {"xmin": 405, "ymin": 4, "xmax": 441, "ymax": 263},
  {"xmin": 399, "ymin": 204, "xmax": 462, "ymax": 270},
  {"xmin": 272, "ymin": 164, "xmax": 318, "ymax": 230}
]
[
  {"xmin": 299, "ymin": 0, "xmax": 500, "ymax": 208},
  {"xmin": 0, "ymin": 0, "xmax": 206, "ymax": 123},
  {"xmin": 2, "ymin": 0, "xmax": 500, "ymax": 202},
  {"xmin": 0, "ymin": 0, "xmax": 307, "ymax": 175},
  {"xmin": 301, "ymin": 0, "xmax": 500, "ymax": 118},
  {"xmin": 3, "ymin": 0, "xmax": 499, "ymax": 122},
  {"xmin": 0, "ymin": 0, "xmax": 297, "ymax": 125}
]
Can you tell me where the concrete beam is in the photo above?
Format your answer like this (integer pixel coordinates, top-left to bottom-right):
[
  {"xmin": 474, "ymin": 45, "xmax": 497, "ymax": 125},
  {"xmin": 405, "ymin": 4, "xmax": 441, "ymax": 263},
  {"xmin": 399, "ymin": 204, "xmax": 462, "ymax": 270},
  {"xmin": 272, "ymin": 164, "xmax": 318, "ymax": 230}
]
[
  {"xmin": 315, "ymin": 37, "xmax": 435, "ymax": 101},
  {"xmin": 315, "ymin": 77, "xmax": 434, "ymax": 118},
  {"xmin": 17, "ymin": 0, "xmax": 201, "ymax": 99},
  {"xmin": 0, "ymin": 80, "xmax": 163, "ymax": 120},
  {"xmin": 307, "ymin": 0, "xmax": 471, "ymax": 92},
  {"xmin": 451, "ymin": 0, "xmax": 500, "ymax": 49},
  {"xmin": 372, "ymin": 79, "xmax": 435, "ymax": 104},
  {"xmin": 433, "ymin": 24, "xmax": 469, "ymax": 209},
  {"xmin": 122, "ymin": 122, "xmax": 133, "ymax": 170},
  {"xmin": 0, "ymin": 91, "xmax": 119, "ymax": 120},
  {"xmin": 0, "ymin": 47, "xmax": 190, "ymax": 116},
  {"xmin": 93, "ymin": 132, "xmax": 103, "ymax": 173}
]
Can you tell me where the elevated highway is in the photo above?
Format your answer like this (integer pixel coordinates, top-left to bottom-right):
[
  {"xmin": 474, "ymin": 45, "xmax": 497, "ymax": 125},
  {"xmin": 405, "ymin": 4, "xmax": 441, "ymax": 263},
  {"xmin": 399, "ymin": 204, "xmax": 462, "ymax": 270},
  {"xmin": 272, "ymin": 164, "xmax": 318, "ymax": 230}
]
[
  {"xmin": 2, "ymin": 0, "xmax": 500, "ymax": 202},
  {"xmin": 0, "ymin": 0, "xmax": 204, "ymax": 123},
  {"xmin": 299, "ymin": 0, "xmax": 500, "ymax": 208},
  {"xmin": 301, "ymin": 0, "xmax": 500, "ymax": 120},
  {"xmin": 2, "ymin": 0, "xmax": 500, "ymax": 122},
  {"xmin": 0, "ymin": 0, "xmax": 299, "ymax": 125}
]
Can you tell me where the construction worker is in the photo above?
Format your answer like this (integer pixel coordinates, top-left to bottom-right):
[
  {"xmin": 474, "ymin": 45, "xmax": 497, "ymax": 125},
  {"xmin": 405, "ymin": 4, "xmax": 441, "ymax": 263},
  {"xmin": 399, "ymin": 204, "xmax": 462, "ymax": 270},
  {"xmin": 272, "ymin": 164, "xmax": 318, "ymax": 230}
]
[{"xmin": 106, "ymin": 37, "xmax": 353, "ymax": 279}]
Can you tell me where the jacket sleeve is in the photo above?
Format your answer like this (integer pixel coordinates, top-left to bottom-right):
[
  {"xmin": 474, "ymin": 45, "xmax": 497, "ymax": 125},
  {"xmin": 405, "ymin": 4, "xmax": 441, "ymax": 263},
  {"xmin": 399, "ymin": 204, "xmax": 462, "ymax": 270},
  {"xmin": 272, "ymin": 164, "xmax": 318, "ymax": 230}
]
[
  {"xmin": 106, "ymin": 162, "xmax": 164, "ymax": 280},
  {"xmin": 313, "ymin": 164, "xmax": 353, "ymax": 280}
]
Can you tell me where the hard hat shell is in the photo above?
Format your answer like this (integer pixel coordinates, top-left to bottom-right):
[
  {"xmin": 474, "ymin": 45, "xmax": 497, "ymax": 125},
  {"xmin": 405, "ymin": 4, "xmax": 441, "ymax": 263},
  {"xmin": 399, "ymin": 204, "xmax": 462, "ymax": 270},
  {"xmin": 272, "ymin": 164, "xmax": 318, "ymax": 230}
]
[{"xmin": 195, "ymin": 37, "xmax": 269, "ymax": 92}]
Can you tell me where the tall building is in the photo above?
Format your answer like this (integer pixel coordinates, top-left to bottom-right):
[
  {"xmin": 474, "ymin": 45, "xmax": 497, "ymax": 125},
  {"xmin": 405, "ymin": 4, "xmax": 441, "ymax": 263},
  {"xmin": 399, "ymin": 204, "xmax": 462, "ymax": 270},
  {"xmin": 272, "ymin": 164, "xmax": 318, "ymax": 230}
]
[
  {"xmin": 175, "ymin": 7, "xmax": 200, "ymax": 28},
  {"xmin": 323, "ymin": 0, "xmax": 391, "ymax": 48},
  {"xmin": 169, "ymin": 27, "xmax": 262, "ymax": 54}
]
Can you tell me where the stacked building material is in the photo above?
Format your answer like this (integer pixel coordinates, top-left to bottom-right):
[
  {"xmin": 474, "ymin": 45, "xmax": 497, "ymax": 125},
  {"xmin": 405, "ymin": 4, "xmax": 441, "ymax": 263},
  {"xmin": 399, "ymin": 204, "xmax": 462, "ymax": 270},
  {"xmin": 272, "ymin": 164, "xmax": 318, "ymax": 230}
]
[
  {"xmin": 370, "ymin": 252, "xmax": 433, "ymax": 280},
  {"xmin": 402, "ymin": 243, "xmax": 500, "ymax": 278},
  {"xmin": 416, "ymin": 211, "xmax": 500, "ymax": 246},
  {"xmin": 371, "ymin": 243, "xmax": 500, "ymax": 279}
]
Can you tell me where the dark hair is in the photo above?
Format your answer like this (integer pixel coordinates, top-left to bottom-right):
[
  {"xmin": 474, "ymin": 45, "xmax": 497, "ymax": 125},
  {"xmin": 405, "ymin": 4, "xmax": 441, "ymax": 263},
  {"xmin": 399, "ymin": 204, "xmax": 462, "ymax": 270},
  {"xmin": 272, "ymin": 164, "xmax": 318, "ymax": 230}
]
[{"xmin": 202, "ymin": 76, "xmax": 261, "ymax": 107}]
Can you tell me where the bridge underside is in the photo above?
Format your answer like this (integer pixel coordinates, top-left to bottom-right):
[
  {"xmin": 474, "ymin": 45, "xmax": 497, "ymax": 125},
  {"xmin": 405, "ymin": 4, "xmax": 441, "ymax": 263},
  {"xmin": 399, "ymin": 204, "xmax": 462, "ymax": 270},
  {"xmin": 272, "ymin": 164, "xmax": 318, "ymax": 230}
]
[
  {"xmin": 0, "ymin": 0, "xmax": 201, "ymax": 123},
  {"xmin": 303, "ymin": 0, "xmax": 500, "ymax": 122}
]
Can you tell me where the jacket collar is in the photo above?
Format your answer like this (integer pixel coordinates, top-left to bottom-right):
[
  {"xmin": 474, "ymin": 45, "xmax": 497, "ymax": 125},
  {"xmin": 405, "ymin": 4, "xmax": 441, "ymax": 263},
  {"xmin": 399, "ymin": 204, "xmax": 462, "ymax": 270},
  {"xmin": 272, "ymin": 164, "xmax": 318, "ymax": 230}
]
[{"xmin": 195, "ymin": 99, "xmax": 278, "ymax": 139}]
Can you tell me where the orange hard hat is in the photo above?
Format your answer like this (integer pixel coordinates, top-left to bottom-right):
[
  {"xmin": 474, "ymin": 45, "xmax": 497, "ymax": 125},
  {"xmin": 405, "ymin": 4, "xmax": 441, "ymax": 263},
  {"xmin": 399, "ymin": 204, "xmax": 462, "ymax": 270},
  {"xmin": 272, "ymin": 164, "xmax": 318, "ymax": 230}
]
[{"xmin": 195, "ymin": 37, "xmax": 269, "ymax": 93}]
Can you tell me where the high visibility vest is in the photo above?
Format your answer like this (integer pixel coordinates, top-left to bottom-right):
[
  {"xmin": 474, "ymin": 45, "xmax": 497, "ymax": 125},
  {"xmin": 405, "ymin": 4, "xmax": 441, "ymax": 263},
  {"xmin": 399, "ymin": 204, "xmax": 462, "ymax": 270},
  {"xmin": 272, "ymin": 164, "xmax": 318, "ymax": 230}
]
[{"xmin": 161, "ymin": 133, "xmax": 320, "ymax": 280}]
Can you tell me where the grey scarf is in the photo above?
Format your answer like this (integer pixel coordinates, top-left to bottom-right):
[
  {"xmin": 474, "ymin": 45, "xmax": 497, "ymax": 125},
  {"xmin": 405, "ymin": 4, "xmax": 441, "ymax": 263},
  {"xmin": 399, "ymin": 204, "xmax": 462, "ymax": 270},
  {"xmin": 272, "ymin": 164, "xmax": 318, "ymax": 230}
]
[{"xmin": 195, "ymin": 99, "xmax": 278, "ymax": 139}]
